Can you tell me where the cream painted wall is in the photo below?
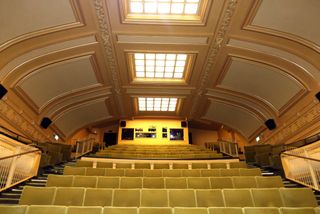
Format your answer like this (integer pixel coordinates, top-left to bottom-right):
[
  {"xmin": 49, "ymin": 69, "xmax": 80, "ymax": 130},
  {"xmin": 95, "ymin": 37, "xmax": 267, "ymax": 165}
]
[
  {"xmin": 118, "ymin": 119, "xmax": 188, "ymax": 145},
  {"xmin": 189, "ymin": 128, "xmax": 218, "ymax": 146}
]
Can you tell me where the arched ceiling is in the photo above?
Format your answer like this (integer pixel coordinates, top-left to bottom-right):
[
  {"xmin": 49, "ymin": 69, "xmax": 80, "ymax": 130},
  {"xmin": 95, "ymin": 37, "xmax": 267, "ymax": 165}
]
[{"xmin": 0, "ymin": 0, "xmax": 320, "ymax": 142}]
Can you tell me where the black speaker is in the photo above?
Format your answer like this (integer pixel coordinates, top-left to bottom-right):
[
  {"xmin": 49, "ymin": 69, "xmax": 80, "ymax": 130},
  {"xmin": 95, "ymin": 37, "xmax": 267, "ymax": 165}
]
[
  {"xmin": 181, "ymin": 121, "xmax": 187, "ymax": 128},
  {"xmin": 40, "ymin": 117, "xmax": 52, "ymax": 129},
  {"xmin": 265, "ymin": 119, "xmax": 276, "ymax": 130},
  {"xmin": 316, "ymin": 92, "xmax": 320, "ymax": 101},
  {"xmin": 120, "ymin": 120, "xmax": 126, "ymax": 127},
  {"xmin": 0, "ymin": 84, "xmax": 8, "ymax": 99}
]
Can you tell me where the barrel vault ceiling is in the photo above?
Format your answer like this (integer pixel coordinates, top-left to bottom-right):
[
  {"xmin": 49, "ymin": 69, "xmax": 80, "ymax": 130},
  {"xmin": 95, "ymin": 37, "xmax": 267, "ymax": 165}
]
[{"xmin": 1, "ymin": 0, "xmax": 320, "ymax": 143}]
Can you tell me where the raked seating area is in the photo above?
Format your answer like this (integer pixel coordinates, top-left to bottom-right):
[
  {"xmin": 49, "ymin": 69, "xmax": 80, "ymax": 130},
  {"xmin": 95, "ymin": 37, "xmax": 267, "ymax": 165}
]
[
  {"xmin": 1, "ymin": 206, "xmax": 320, "ymax": 214},
  {"xmin": 95, "ymin": 144, "xmax": 223, "ymax": 159}
]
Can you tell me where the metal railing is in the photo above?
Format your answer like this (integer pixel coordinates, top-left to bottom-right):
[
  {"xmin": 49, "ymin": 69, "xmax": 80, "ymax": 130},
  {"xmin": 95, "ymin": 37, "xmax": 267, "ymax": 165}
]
[
  {"xmin": 0, "ymin": 134, "xmax": 41, "ymax": 192},
  {"xmin": 74, "ymin": 138, "xmax": 95, "ymax": 158},
  {"xmin": 219, "ymin": 140, "xmax": 239, "ymax": 157},
  {"xmin": 281, "ymin": 140, "xmax": 320, "ymax": 191}
]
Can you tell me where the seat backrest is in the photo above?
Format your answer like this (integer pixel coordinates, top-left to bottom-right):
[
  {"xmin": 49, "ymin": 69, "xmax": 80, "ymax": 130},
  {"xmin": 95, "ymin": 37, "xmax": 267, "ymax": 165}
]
[
  {"xmin": 201, "ymin": 169, "xmax": 220, "ymax": 177},
  {"xmin": 210, "ymin": 177, "xmax": 233, "ymax": 189},
  {"xmin": 143, "ymin": 169, "xmax": 162, "ymax": 177},
  {"xmin": 165, "ymin": 178, "xmax": 187, "ymax": 189},
  {"xmin": 73, "ymin": 176, "xmax": 97, "ymax": 188},
  {"xmin": 187, "ymin": 177, "xmax": 211, "ymax": 189},
  {"xmin": 223, "ymin": 189, "xmax": 254, "ymax": 207},
  {"xmin": 243, "ymin": 207, "xmax": 280, "ymax": 214},
  {"xmin": 153, "ymin": 163, "xmax": 170, "ymax": 169},
  {"xmin": 96, "ymin": 162, "xmax": 113, "ymax": 168},
  {"xmin": 280, "ymin": 188, "xmax": 318, "ymax": 207},
  {"xmin": 143, "ymin": 177, "xmax": 165, "ymax": 188},
  {"xmin": 139, "ymin": 207, "xmax": 172, "ymax": 214},
  {"xmin": 174, "ymin": 208, "xmax": 208, "ymax": 214},
  {"xmin": 83, "ymin": 188, "xmax": 113, "ymax": 206},
  {"xmin": 168, "ymin": 189, "xmax": 196, "ymax": 207},
  {"xmin": 134, "ymin": 163, "xmax": 151, "ymax": 169},
  {"xmin": 46, "ymin": 175, "xmax": 73, "ymax": 187},
  {"xmin": 86, "ymin": 168, "xmax": 105, "ymax": 176},
  {"xmin": 163, "ymin": 169, "xmax": 182, "ymax": 177},
  {"xmin": 195, "ymin": 189, "xmax": 224, "ymax": 207},
  {"xmin": 229, "ymin": 161, "xmax": 247, "ymax": 168},
  {"xmin": 280, "ymin": 207, "xmax": 316, "ymax": 214},
  {"xmin": 0, "ymin": 205, "xmax": 27, "ymax": 214},
  {"xmin": 105, "ymin": 169, "xmax": 125, "ymax": 176},
  {"xmin": 182, "ymin": 169, "xmax": 201, "ymax": 177},
  {"xmin": 210, "ymin": 163, "xmax": 227, "ymax": 169},
  {"xmin": 255, "ymin": 176, "xmax": 284, "ymax": 188},
  {"xmin": 112, "ymin": 189, "xmax": 141, "ymax": 207},
  {"xmin": 141, "ymin": 189, "xmax": 169, "ymax": 207},
  {"xmin": 97, "ymin": 177, "xmax": 120, "ymax": 188},
  {"xmin": 172, "ymin": 163, "xmax": 189, "ymax": 169},
  {"xmin": 53, "ymin": 187, "xmax": 85, "ymax": 206},
  {"xmin": 76, "ymin": 160, "xmax": 93, "ymax": 167},
  {"xmin": 26, "ymin": 205, "xmax": 66, "ymax": 214},
  {"xmin": 19, "ymin": 187, "xmax": 56, "ymax": 205},
  {"xmin": 64, "ymin": 166, "xmax": 86, "ymax": 176},
  {"xmin": 67, "ymin": 206, "xmax": 103, "ymax": 214},
  {"xmin": 220, "ymin": 169, "xmax": 240, "ymax": 176},
  {"xmin": 232, "ymin": 176, "xmax": 257, "ymax": 188},
  {"xmin": 124, "ymin": 169, "xmax": 144, "ymax": 177},
  {"xmin": 103, "ymin": 207, "xmax": 138, "ymax": 214},
  {"xmin": 208, "ymin": 207, "xmax": 243, "ymax": 214},
  {"xmin": 191, "ymin": 163, "xmax": 208, "ymax": 169},
  {"xmin": 120, "ymin": 177, "xmax": 143, "ymax": 188},
  {"xmin": 239, "ymin": 168, "xmax": 261, "ymax": 176},
  {"xmin": 251, "ymin": 188, "xmax": 284, "ymax": 207},
  {"xmin": 116, "ymin": 163, "xmax": 132, "ymax": 169}
]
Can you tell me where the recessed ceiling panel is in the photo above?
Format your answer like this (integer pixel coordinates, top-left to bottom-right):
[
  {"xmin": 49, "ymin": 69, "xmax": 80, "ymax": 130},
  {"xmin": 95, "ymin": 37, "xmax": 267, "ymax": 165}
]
[
  {"xmin": 20, "ymin": 56, "xmax": 99, "ymax": 108},
  {"xmin": 220, "ymin": 58, "xmax": 303, "ymax": 110},
  {"xmin": 203, "ymin": 101, "xmax": 262, "ymax": 138},
  {"xmin": 252, "ymin": 0, "xmax": 320, "ymax": 45},
  {"xmin": 0, "ymin": 0, "xmax": 77, "ymax": 44},
  {"xmin": 54, "ymin": 100, "xmax": 110, "ymax": 137}
]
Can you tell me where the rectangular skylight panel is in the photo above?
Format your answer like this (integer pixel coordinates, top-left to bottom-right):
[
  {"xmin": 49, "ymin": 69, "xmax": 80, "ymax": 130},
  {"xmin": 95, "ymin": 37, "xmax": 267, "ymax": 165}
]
[
  {"xmin": 128, "ymin": 0, "xmax": 201, "ymax": 16},
  {"xmin": 133, "ymin": 52, "xmax": 189, "ymax": 79},
  {"xmin": 138, "ymin": 97, "xmax": 178, "ymax": 112}
]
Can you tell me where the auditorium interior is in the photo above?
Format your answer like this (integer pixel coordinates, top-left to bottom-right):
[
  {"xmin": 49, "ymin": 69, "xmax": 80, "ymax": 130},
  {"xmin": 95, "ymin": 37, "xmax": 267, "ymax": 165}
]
[{"xmin": 1, "ymin": 0, "xmax": 320, "ymax": 213}]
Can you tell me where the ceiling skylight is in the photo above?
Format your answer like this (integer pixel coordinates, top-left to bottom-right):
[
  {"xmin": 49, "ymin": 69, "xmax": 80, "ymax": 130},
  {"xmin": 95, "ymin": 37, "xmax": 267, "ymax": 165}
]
[
  {"xmin": 134, "ymin": 53, "xmax": 188, "ymax": 79},
  {"xmin": 129, "ymin": 0, "xmax": 201, "ymax": 15},
  {"xmin": 138, "ymin": 97, "xmax": 178, "ymax": 111}
]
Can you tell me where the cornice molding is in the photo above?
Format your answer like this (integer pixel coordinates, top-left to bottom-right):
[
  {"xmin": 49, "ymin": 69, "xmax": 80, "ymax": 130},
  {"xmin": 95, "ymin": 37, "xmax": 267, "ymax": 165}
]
[
  {"xmin": 262, "ymin": 102, "xmax": 320, "ymax": 145},
  {"xmin": 189, "ymin": 0, "xmax": 238, "ymax": 118},
  {"xmin": 0, "ymin": 100, "xmax": 50, "ymax": 142}
]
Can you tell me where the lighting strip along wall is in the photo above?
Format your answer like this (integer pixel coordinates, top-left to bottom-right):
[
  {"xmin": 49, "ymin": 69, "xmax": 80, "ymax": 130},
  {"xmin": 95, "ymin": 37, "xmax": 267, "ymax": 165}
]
[
  {"xmin": 138, "ymin": 97, "xmax": 178, "ymax": 111},
  {"xmin": 129, "ymin": 0, "xmax": 201, "ymax": 15},
  {"xmin": 134, "ymin": 53, "xmax": 188, "ymax": 79}
]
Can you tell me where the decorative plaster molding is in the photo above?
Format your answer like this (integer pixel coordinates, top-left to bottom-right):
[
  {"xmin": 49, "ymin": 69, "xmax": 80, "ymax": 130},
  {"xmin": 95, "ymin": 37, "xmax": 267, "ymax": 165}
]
[
  {"xmin": 94, "ymin": 0, "xmax": 124, "ymax": 116},
  {"xmin": 263, "ymin": 102, "xmax": 320, "ymax": 145},
  {"xmin": 0, "ymin": 100, "xmax": 50, "ymax": 142},
  {"xmin": 190, "ymin": 0, "xmax": 238, "ymax": 118}
]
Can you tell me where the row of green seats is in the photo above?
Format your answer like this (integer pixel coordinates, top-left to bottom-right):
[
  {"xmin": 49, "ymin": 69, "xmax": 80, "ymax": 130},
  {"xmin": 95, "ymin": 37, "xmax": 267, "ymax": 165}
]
[
  {"xmin": 47, "ymin": 175, "xmax": 284, "ymax": 189},
  {"xmin": 19, "ymin": 187, "xmax": 318, "ymax": 208},
  {"xmin": 64, "ymin": 167, "xmax": 261, "ymax": 177},
  {"xmin": 1, "ymin": 205, "xmax": 319, "ymax": 214}
]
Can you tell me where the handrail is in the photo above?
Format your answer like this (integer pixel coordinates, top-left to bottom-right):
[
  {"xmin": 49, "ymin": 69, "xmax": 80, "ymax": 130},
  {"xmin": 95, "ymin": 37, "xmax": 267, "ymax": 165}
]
[
  {"xmin": 281, "ymin": 152, "xmax": 320, "ymax": 163},
  {"xmin": 281, "ymin": 140, "xmax": 320, "ymax": 191},
  {"xmin": 0, "ymin": 149, "xmax": 40, "ymax": 161},
  {"xmin": 0, "ymin": 125, "xmax": 34, "ymax": 145}
]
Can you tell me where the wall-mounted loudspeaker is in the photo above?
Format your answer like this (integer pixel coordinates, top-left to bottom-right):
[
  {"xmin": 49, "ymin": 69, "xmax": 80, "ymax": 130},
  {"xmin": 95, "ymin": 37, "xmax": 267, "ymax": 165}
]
[
  {"xmin": 120, "ymin": 120, "xmax": 126, "ymax": 127},
  {"xmin": 40, "ymin": 117, "xmax": 52, "ymax": 129},
  {"xmin": 315, "ymin": 92, "xmax": 320, "ymax": 101},
  {"xmin": 0, "ymin": 84, "xmax": 8, "ymax": 99},
  {"xmin": 181, "ymin": 121, "xmax": 187, "ymax": 128},
  {"xmin": 265, "ymin": 119, "xmax": 276, "ymax": 130}
]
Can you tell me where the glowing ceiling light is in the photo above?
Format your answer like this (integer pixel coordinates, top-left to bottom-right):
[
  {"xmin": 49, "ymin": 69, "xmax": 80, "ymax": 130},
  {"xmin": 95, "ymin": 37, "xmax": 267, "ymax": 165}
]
[
  {"xmin": 138, "ymin": 97, "xmax": 178, "ymax": 111},
  {"xmin": 133, "ymin": 53, "xmax": 188, "ymax": 80}
]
